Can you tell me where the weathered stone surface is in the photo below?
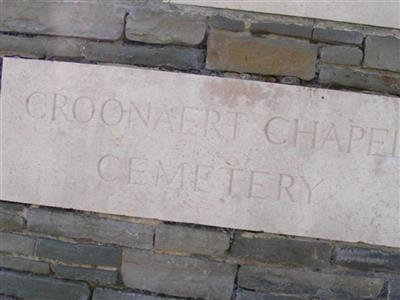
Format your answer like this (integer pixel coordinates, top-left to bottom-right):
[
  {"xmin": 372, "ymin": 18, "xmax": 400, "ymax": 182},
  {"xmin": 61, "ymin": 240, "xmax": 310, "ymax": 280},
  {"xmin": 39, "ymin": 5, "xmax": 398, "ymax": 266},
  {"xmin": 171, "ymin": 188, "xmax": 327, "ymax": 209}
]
[
  {"xmin": 250, "ymin": 21, "xmax": 313, "ymax": 38},
  {"xmin": 238, "ymin": 265, "xmax": 385, "ymax": 299},
  {"xmin": 93, "ymin": 288, "xmax": 178, "ymax": 300},
  {"xmin": 207, "ymin": 29, "xmax": 317, "ymax": 80},
  {"xmin": 0, "ymin": 34, "xmax": 84, "ymax": 59},
  {"xmin": 27, "ymin": 207, "xmax": 153, "ymax": 249},
  {"xmin": 0, "ymin": 201, "xmax": 24, "ymax": 232},
  {"xmin": 236, "ymin": 289, "xmax": 306, "ymax": 300},
  {"xmin": 313, "ymin": 25, "xmax": 364, "ymax": 45},
  {"xmin": 155, "ymin": 224, "xmax": 230, "ymax": 256},
  {"xmin": 0, "ymin": 255, "xmax": 50, "ymax": 274},
  {"xmin": 0, "ymin": 269, "xmax": 90, "ymax": 300},
  {"xmin": 0, "ymin": 2, "xmax": 126, "ymax": 40},
  {"xmin": 126, "ymin": 8, "xmax": 206, "ymax": 46},
  {"xmin": 209, "ymin": 15, "xmax": 245, "ymax": 32},
  {"xmin": 83, "ymin": 42, "xmax": 205, "ymax": 70},
  {"xmin": 319, "ymin": 65, "xmax": 400, "ymax": 95},
  {"xmin": 231, "ymin": 232, "xmax": 332, "ymax": 268},
  {"xmin": 0, "ymin": 232, "xmax": 35, "ymax": 256},
  {"xmin": 334, "ymin": 245, "xmax": 400, "ymax": 272},
  {"xmin": 122, "ymin": 249, "xmax": 236, "ymax": 299},
  {"xmin": 53, "ymin": 265, "xmax": 118, "ymax": 285},
  {"xmin": 35, "ymin": 239, "xmax": 120, "ymax": 267},
  {"xmin": 364, "ymin": 35, "xmax": 400, "ymax": 72},
  {"xmin": 320, "ymin": 45, "xmax": 363, "ymax": 65},
  {"xmin": 389, "ymin": 280, "xmax": 400, "ymax": 300},
  {"xmin": 0, "ymin": 295, "xmax": 19, "ymax": 300}
]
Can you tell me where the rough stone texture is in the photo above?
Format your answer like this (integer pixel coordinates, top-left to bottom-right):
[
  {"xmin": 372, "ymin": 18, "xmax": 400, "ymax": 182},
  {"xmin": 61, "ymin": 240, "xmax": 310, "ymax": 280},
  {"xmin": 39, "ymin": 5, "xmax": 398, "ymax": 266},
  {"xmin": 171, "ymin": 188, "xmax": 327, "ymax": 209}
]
[
  {"xmin": 93, "ymin": 288, "xmax": 178, "ymax": 300},
  {"xmin": 319, "ymin": 65, "xmax": 400, "ymax": 95},
  {"xmin": 209, "ymin": 15, "xmax": 245, "ymax": 32},
  {"xmin": 0, "ymin": 255, "xmax": 50, "ymax": 274},
  {"xmin": 313, "ymin": 24, "xmax": 364, "ymax": 45},
  {"xmin": 236, "ymin": 289, "xmax": 306, "ymax": 300},
  {"xmin": 0, "ymin": 2, "xmax": 126, "ymax": 40},
  {"xmin": 0, "ymin": 202, "xmax": 24, "ymax": 232},
  {"xmin": 389, "ymin": 280, "xmax": 400, "ymax": 300},
  {"xmin": 0, "ymin": 34, "xmax": 84, "ymax": 59},
  {"xmin": 155, "ymin": 224, "xmax": 230, "ymax": 256},
  {"xmin": 207, "ymin": 29, "xmax": 317, "ymax": 80},
  {"xmin": 126, "ymin": 7, "xmax": 206, "ymax": 46},
  {"xmin": 83, "ymin": 42, "xmax": 205, "ymax": 70},
  {"xmin": 53, "ymin": 265, "xmax": 118, "ymax": 285},
  {"xmin": 320, "ymin": 45, "xmax": 363, "ymax": 65},
  {"xmin": 238, "ymin": 265, "xmax": 385, "ymax": 299},
  {"xmin": 0, "ymin": 232, "xmax": 36, "ymax": 256},
  {"xmin": 231, "ymin": 232, "xmax": 332, "ymax": 268},
  {"xmin": 334, "ymin": 245, "xmax": 400, "ymax": 272},
  {"xmin": 35, "ymin": 239, "xmax": 120, "ymax": 267},
  {"xmin": 0, "ymin": 269, "xmax": 90, "ymax": 300},
  {"xmin": 250, "ymin": 21, "xmax": 313, "ymax": 38},
  {"xmin": 122, "ymin": 249, "xmax": 236, "ymax": 299},
  {"xmin": 0, "ymin": 295, "xmax": 19, "ymax": 300},
  {"xmin": 364, "ymin": 35, "xmax": 400, "ymax": 72},
  {"xmin": 28, "ymin": 208, "xmax": 153, "ymax": 249}
]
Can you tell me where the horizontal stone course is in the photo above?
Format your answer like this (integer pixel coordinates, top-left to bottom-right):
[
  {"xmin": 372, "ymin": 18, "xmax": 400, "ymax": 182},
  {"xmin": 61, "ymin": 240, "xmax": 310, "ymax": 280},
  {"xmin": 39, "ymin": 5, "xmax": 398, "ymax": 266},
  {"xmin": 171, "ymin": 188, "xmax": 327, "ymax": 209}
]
[
  {"xmin": 0, "ymin": 201, "xmax": 25, "ymax": 232},
  {"xmin": 0, "ymin": 254, "xmax": 50, "ymax": 274},
  {"xmin": 364, "ymin": 35, "xmax": 400, "ymax": 72},
  {"xmin": 122, "ymin": 249, "xmax": 236, "ymax": 299},
  {"xmin": 53, "ymin": 265, "xmax": 118, "ymax": 285},
  {"xmin": 236, "ymin": 289, "xmax": 306, "ymax": 300},
  {"xmin": 155, "ymin": 224, "xmax": 230, "ymax": 256},
  {"xmin": 312, "ymin": 23, "xmax": 364, "ymax": 45},
  {"xmin": 35, "ymin": 238, "xmax": 120, "ymax": 267},
  {"xmin": 92, "ymin": 288, "xmax": 178, "ymax": 300},
  {"xmin": 320, "ymin": 45, "xmax": 363, "ymax": 66},
  {"xmin": 231, "ymin": 232, "xmax": 332, "ymax": 268},
  {"xmin": 0, "ymin": 269, "xmax": 90, "ymax": 300},
  {"xmin": 207, "ymin": 29, "xmax": 317, "ymax": 80},
  {"xmin": 0, "ymin": 232, "xmax": 36, "ymax": 256},
  {"xmin": 209, "ymin": 15, "xmax": 245, "ymax": 32},
  {"xmin": 27, "ymin": 207, "xmax": 153, "ymax": 249},
  {"xmin": 238, "ymin": 265, "xmax": 385, "ymax": 299},
  {"xmin": 250, "ymin": 21, "xmax": 313, "ymax": 38}
]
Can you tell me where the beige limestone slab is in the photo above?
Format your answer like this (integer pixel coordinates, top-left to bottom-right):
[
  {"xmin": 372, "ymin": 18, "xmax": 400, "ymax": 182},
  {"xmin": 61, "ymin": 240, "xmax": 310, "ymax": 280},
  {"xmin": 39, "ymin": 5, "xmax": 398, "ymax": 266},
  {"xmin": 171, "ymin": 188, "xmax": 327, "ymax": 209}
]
[{"xmin": 1, "ymin": 57, "xmax": 399, "ymax": 247}]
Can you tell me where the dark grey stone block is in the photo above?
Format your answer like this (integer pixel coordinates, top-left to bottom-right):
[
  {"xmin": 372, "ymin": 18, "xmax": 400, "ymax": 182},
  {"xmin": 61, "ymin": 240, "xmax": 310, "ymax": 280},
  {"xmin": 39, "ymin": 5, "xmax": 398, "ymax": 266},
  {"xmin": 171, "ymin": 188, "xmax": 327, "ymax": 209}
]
[
  {"xmin": 209, "ymin": 15, "xmax": 245, "ymax": 32},
  {"xmin": 93, "ymin": 288, "xmax": 178, "ymax": 300},
  {"xmin": 0, "ymin": 232, "xmax": 36, "ymax": 256},
  {"xmin": 320, "ymin": 45, "xmax": 363, "ymax": 65},
  {"xmin": 53, "ymin": 265, "xmax": 118, "ymax": 285},
  {"xmin": 313, "ymin": 27, "xmax": 363, "ymax": 45},
  {"xmin": 364, "ymin": 35, "xmax": 400, "ymax": 72},
  {"xmin": 0, "ymin": 255, "xmax": 50, "ymax": 274},
  {"xmin": 236, "ymin": 289, "xmax": 306, "ymax": 300},
  {"xmin": 250, "ymin": 21, "xmax": 312, "ymax": 38}
]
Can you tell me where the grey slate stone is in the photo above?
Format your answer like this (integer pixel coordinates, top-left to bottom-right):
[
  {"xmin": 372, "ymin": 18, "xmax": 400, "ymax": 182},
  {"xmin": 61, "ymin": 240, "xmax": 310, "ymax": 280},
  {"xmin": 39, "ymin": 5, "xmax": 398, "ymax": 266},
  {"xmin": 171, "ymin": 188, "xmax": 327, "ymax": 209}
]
[
  {"xmin": 320, "ymin": 45, "xmax": 363, "ymax": 65},
  {"xmin": 155, "ymin": 224, "xmax": 230, "ymax": 256},
  {"xmin": 209, "ymin": 15, "xmax": 245, "ymax": 32},
  {"xmin": 93, "ymin": 288, "xmax": 178, "ymax": 300},
  {"xmin": 236, "ymin": 289, "xmax": 306, "ymax": 300},
  {"xmin": 126, "ymin": 7, "xmax": 206, "ymax": 46},
  {"xmin": 313, "ymin": 26, "xmax": 364, "ymax": 45},
  {"xmin": 0, "ymin": 255, "xmax": 50, "ymax": 274},
  {"xmin": 0, "ymin": 269, "xmax": 90, "ymax": 300},
  {"xmin": 250, "ymin": 21, "xmax": 313, "ymax": 38},
  {"xmin": 27, "ymin": 207, "xmax": 153, "ymax": 249},
  {"xmin": 0, "ymin": 2, "xmax": 126, "ymax": 40},
  {"xmin": 35, "ymin": 238, "xmax": 120, "ymax": 267},
  {"xmin": 0, "ymin": 232, "xmax": 36, "ymax": 256},
  {"xmin": 364, "ymin": 35, "xmax": 400, "ymax": 72},
  {"xmin": 231, "ymin": 232, "xmax": 332, "ymax": 268},
  {"xmin": 334, "ymin": 244, "xmax": 400, "ymax": 272},
  {"xmin": 319, "ymin": 65, "xmax": 400, "ymax": 95},
  {"xmin": 238, "ymin": 265, "xmax": 384, "ymax": 299},
  {"xmin": 53, "ymin": 265, "xmax": 118, "ymax": 285},
  {"xmin": 389, "ymin": 280, "xmax": 400, "ymax": 300},
  {"xmin": 0, "ymin": 202, "xmax": 24, "ymax": 232},
  {"xmin": 84, "ymin": 42, "xmax": 205, "ymax": 70},
  {"xmin": 122, "ymin": 249, "xmax": 236, "ymax": 299}
]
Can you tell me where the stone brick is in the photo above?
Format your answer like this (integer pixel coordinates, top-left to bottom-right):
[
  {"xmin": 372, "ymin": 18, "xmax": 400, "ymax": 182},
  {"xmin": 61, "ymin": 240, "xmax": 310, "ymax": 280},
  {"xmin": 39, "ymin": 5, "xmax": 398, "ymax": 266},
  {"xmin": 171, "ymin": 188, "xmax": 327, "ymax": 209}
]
[
  {"xmin": 364, "ymin": 35, "xmax": 400, "ymax": 72},
  {"xmin": 238, "ymin": 265, "xmax": 384, "ymax": 299},
  {"xmin": 236, "ymin": 289, "xmax": 306, "ymax": 300},
  {"xmin": 313, "ymin": 24, "xmax": 364, "ymax": 45},
  {"xmin": 0, "ymin": 201, "xmax": 24, "ymax": 232},
  {"xmin": 0, "ymin": 269, "xmax": 90, "ymax": 300},
  {"xmin": 0, "ymin": 295, "xmax": 19, "ymax": 300},
  {"xmin": 83, "ymin": 42, "xmax": 205, "ymax": 70},
  {"xmin": 27, "ymin": 207, "xmax": 153, "ymax": 249},
  {"xmin": 122, "ymin": 249, "xmax": 236, "ymax": 299},
  {"xmin": 93, "ymin": 288, "xmax": 178, "ymax": 300},
  {"xmin": 319, "ymin": 65, "xmax": 400, "ymax": 95},
  {"xmin": 231, "ymin": 232, "xmax": 332, "ymax": 268},
  {"xmin": 320, "ymin": 45, "xmax": 363, "ymax": 66},
  {"xmin": 155, "ymin": 224, "xmax": 230, "ymax": 256},
  {"xmin": 0, "ymin": 2, "xmax": 126, "ymax": 40},
  {"xmin": 0, "ymin": 34, "xmax": 84, "ymax": 59},
  {"xmin": 126, "ymin": 7, "xmax": 206, "ymax": 46},
  {"xmin": 0, "ymin": 255, "xmax": 49, "ymax": 274},
  {"xmin": 0, "ymin": 232, "xmax": 36, "ymax": 256},
  {"xmin": 334, "ymin": 244, "xmax": 400, "ymax": 272},
  {"xmin": 209, "ymin": 15, "xmax": 245, "ymax": 32},
  {"xmin": 389, "ymin": 280, "xmax": 400, "ymax": 300},
  {"xmin": 207, "ymin": 29, "xmax": 317, "ymax": 80},
  {"xmin": 35, "ymin": 238, "xmax": 120, "ymax": 267},
  {"xmin": 250, "ymin": 21, "xmax": 313, "ymax": 39},
  {"xmin": 53, "ymin": 265, "xmax": 118, "ymax": 285}
]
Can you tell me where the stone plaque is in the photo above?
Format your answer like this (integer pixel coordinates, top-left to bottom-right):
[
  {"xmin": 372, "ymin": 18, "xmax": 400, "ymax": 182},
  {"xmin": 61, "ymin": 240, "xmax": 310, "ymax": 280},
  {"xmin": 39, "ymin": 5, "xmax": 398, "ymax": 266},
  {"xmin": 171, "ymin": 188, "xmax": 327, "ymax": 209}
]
[{"xmin": 1, "ymin": 58, "xmax": 399, "ymax": 247}]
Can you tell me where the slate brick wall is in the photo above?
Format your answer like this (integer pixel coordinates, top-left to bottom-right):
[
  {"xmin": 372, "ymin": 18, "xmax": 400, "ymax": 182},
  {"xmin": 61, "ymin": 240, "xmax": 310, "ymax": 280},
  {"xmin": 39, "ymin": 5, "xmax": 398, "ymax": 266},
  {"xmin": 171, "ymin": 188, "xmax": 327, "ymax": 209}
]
[{"xmin": 0, "ymin": 1, "xmax": 399, "ymax": 299}]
